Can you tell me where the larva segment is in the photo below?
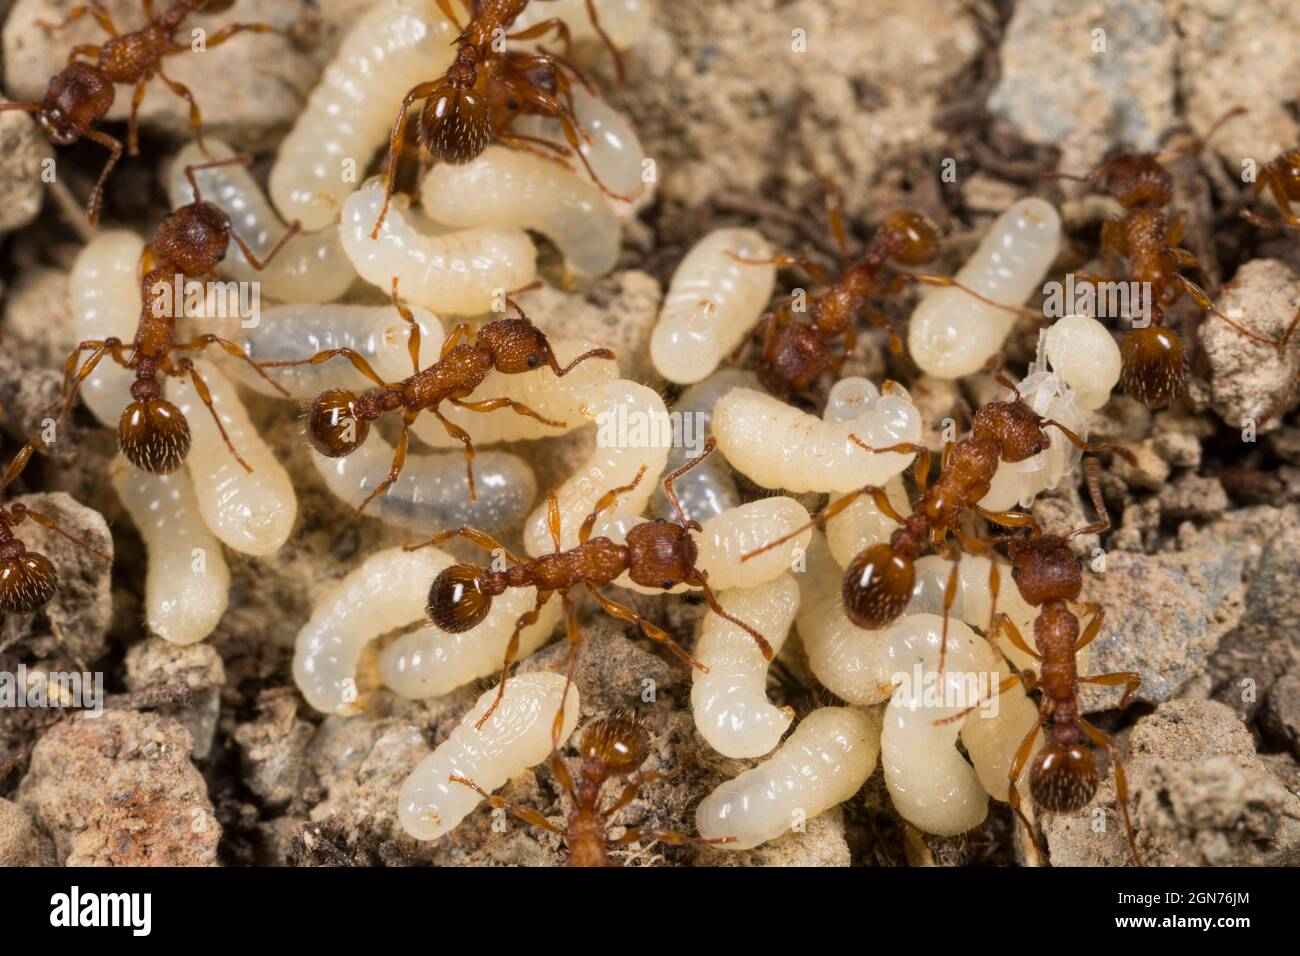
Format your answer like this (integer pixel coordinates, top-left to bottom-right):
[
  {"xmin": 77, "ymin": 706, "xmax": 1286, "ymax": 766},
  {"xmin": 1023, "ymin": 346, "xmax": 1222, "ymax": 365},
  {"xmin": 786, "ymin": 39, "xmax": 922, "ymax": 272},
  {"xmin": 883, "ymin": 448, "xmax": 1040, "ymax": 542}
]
[
  {"xmin": 696, "ymin": 707, "xmax": 879, "ymax": 850},
  {"xmin": 650, "ymin": 229, "xmax": 776, "ymax": 385},
  {"xmin": 110, "ymin": 458, "xmax": 229, "ymax": 646},
  {"xmin": 420, "ymin": 145, "xmax": 621, "ymax": 279},
  {"xmin": 167, "ymin": 141, "xmax": 357, "ymax": 304},
  {"xmin": 908, "ymin": 198, "xmax": 1062, "ymax": 379},
  {"xmin": 692, "ymin": 573, "xmax": 800, "ymax": 759},
  {"xmin": 399, "ymin": 671, "xmax": 580, "ymax": 841},
  {"xmin": 268, "ymin": 0, "xmax": 462, "ymax": 232},
  {"xmin": 340, "ymin": 180, "xmax": 537, "ymax": 316},
  {"xmin": 510, "ymin": 0, "xmax": 652, "ymax": 51},
  {"xmin": 68, "ymin": 231, "xmax": 145, "ymax": 425}
]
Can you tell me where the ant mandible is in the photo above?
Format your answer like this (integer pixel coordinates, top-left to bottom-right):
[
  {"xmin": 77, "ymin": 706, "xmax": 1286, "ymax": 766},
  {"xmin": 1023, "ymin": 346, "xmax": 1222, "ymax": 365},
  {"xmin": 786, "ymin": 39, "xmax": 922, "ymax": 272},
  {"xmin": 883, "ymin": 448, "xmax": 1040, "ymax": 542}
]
[
  {"xmin": 0, "ymin": 442, "xmax": 111, "ymax": 614},
  {"xmin": 263, "ymin": 296, "xmax": 612, "ymax": 514},
  {"xmin": 49, "ymin": 153, "xmax": 300, "ymax": 475},
  {"xmin": 0, "ymin": 0, "xmax": 277, "ymax": 222}
]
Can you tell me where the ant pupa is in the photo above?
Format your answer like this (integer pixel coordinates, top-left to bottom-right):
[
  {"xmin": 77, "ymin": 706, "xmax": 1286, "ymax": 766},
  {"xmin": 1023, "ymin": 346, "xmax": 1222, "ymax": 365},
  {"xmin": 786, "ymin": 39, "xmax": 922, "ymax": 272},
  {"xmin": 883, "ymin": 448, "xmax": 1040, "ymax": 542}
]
[
  {"xmin": 264, "ymin": 295, "xmax": 611, "ymax": 514},
  {"xmin": 0, "ymin": 442, "xmax": 111, "ymax": 614},
  {"xmin": 0, "ymin": 0, "xmax": 277, "ymax": 222}
]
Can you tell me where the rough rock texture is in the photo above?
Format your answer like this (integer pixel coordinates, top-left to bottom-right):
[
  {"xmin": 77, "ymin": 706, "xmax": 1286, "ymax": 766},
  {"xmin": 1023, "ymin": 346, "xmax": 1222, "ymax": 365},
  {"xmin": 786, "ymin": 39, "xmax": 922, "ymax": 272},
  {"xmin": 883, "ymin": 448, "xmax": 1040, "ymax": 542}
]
[
  {"xmin": 16, "ymin": 710, "xmax": 220, "ymax": 865},
  {"xmin": 233, "ymin": 689, "xmax": 314, "ymax": 807},
  {"xmin": 0, "ymin": 111, "xmax": 51, "ymax": 234},
  {"xmin": 0, "ymin": 796, "xmax": 56, "ymax": 865},
  {"xmin": 1262, "ymin": 671, "xmax": 1300, "ymax": 760},
  {"xmin": 125, "ymin": 638, "xmax": 225, "ymax": 760}
]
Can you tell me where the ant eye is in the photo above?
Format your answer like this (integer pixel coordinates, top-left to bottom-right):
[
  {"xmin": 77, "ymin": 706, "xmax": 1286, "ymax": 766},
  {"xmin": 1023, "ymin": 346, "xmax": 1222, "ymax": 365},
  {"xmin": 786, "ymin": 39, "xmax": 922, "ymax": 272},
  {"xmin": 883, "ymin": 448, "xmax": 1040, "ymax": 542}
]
[
  {"xmin": 1011, "ymin": 566, "xmax": 1020, "ymax": 579},
  {"xmin": 1032, "ymin": 442, "xmax": 1042, "ymax": 454},
  {"xmin": 661, "ymin": 579, "xmax": 674, "ymax": 590},
  {"xmin": 526, "ymin": 354, "xmax": 539, "ymax": 369}
]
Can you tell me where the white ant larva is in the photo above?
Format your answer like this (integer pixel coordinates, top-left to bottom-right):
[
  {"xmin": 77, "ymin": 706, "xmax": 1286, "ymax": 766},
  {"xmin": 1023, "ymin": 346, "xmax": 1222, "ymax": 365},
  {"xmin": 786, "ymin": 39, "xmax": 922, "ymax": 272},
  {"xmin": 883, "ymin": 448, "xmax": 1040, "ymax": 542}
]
[
  {"xmin": 420, "ymin": 145, "xmax": 621, "ymax": 279},
  {"xmin": 340, "ymin": 179, "xmax": 537, "ymax": 316},
  {"xmin": 908, "ymin": 198, "xmax": 1062, "ymax": 379},
  {"xmin": 695, "ymin": 707, "xmax": 880, "ymax": 850},
  {"xmin": 398, "ymin": 671, "xmax": 580, "ymax": 841},
  {"xmin": 1041, "ymin": 313, "xmax": 1122, "ymax": 413},
  {"xmin": 68, "ymin": 231, "xmax": 145, "ymax": 425},
  {"xmin": 167, "ymin": 141, "xmax": 356, "ymax": 304},
  {"xmin": 109, "ymin": 458, "xmax": 229, "ymax": 646},
  {"xmin": 510, "ymin": 0, "xmax": 652, "ymax": 52},
  {"xmin": 712, "ymin": 380, "xmax": 922, "ymax": 493},
  {"xmin": 649, "ymin": 229, "xmax": 776, "ymax": 385},
  {"xmin": 165, "ymin": 361, "xmax": 297, "ymax": 557},
  {"xmin": 692, "ymin": 573, "xmax": 799, "ymax": 759},
  {"xmin": 268, "ymin": 0, "xmax": 460, "ymax": 232}
]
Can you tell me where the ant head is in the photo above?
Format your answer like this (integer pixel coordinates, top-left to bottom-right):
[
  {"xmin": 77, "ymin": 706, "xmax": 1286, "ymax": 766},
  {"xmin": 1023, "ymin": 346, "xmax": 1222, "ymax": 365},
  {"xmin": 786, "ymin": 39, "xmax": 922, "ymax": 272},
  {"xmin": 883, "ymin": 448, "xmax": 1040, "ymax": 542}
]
[
  {"xmin": 426, "ymin": 563, "xmax": 494, "ymax": 632},
  {"xmin": 1264, "ymin": 149, "xmax": 1300, "ymax": 200},
  {"xmin": 476, "ymin": 318, "xmax": 550, "ymax": 374},
  {"xmin": 39, "ymin": 62, "xmax": 114, "ymax": 145},
  {"xmin": 882, "ymin": 210, "xmax": 940, "ymax": 265},
  {"xmin": 306, "ymin": 388, "xmax": 371, "ymax": 458},
  {"xmin": 0, "ymin": 539, "xmax": 58, "ymax": 614},
  {"xmin": 1029, "ymin": 739, "xmax": 1100, "ymax": 813},
  {"xmin": 152, "ymin": 202, "xmax": 232, "ymax": 276},
  {"xmin": 1119, "ymin": 324, "xmax": 1185, "ymax": 409},
  {"xmin": 1103, "ymin": 154, "xmax": 1172, "ymax": 208},
  {"xmin": 419, "ymin": 78, "xmax": 492, "ymax": 165},
  {"xmin": 625, "ymin": 519, "xmax": 699, "ymax": 591},
  {"xmin": 118, "ymin": 385, "xmax": 191, "ymax": 474},
  {"xmin": 757, "ymin": 324, "xmax": 832, "ymax": 397},
  {"xmin": 1007, "ymin": 534, "xmax": 1081, "ymax": 605},
  {"xmin": 972, "ymin": 399, "xmax": 1050, "ymax": 463},
  {"xmin": 842, "ymin": 543, "xmax": 914, "ymax": 629},
  {"xmin": 579, "ymin": 716, "xmax": 650, "ymax": 777}
]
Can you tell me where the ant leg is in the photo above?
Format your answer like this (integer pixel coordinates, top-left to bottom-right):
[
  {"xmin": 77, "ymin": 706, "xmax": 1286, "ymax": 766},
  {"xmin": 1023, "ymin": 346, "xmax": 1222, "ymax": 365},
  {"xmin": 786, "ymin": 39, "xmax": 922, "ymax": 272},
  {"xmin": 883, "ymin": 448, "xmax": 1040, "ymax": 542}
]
[
  {"xmin": 725, "ymin": 250, "xmax": 831, "ymax": 284},
  {"xmin": 373, "ymin": 81, "xmax": 445, "ymax": 238},
  {"xmin": 388, "ymin": 278, "xmax": 421, "ymax": 375},
  {"xmin": 589, "ymin": 587, "xmax": 706, "ymax": 672},
  {"xmin": 497, "ymin": 129, "xmax": 577, "ymax": 167},
  {"xmin": 987, "ymin": 612, "xmax": 1042, "ymax": 664},
  {"xmin": 9, "ymin": 505, "xmax": 111, "ymax": 561},
  {"xmin": 742, "ymin": 483, "xmax": 904, "ymax": 562},
  {"xmin": 662, "ymin": 437, "xmax": 718, "ymax": 531},
  {"xmin": 1066, "ymin": 457, "xmax": 1112, "ymax": 539},
  {"xmin": 227, "ymin": 218, "xmax": 302, "ymax": 272},
  {"xmin": 554, "ymin": 592, "xmax": 582, "ymax": 750},
  {"xmin": 475, "ymin": 591, "xmax": 550, "ymax": 730},
  {"xmin": 1173, "ymin": 269, "xmax": 1283, "ymax": 350},
  {"xmin": 449, "ymin": 395, "xmax": 565, "ymax": 429},
  {"xmin": 506, "ymin": 18, "xmax": 577, "ymax": 61},
  {"xmin": 448, "ymin": 774, "xmax": 566, "ymax": 835},
  {"xmin": 577, "ymin": 467, "xmax": 646, "ymax": 544},
  {"xmin": 175, "ymin": 359, "xmax": 252, "ymax": 473},
  {"xmin": 82, "ymin": 128, "xmax": 123, "ymax": 225},
  {"xmin": 902, "ymin": 274, "xmax": 1039, "ymax": 321},
  {"xmin": 154, "ymin": 63, "xmax": 206, "ymax": 152},
  {"xmin": 608, "ymin": 827, "xmax": 734, "ymax": 850},
  {"xmin": 189, "ymin": 22, "xmax": 277, "ymax": 51},
  {"xmin": 353, "ymin": 411, "xmax": 412, "ymax": 518},
  {"xmin": 694, "ymin": 576, "xmax": 773, "ymax": 660},
  {"xmin": 933, "ymin": 671, "xmax": 1025, "ymax": 726},
  {"xmin": 1080, "ymin": 670, "xmax": 1141, "ymax": 710},
  {"xmin": 404, "ymin": 527, "xmax": 522, "ymax": 564},
  {"xmin": 1006, "ymin": 703, "xmax": 1047, "ymax": 857},
  {"xmin": 546, "ymin": 492, "xmax": 562, "ymax": 553},
  {"xmin": 0, "ymin": 443, "xmax": 35, "ymax": 493},
  {"xmin": 434, "ymin": 0, "xmax": 464, "ymax": 30},
  {"xmin": 49, "ymin": 339, "xmax": 132, "ymax": 428},
  {"xmin": 127, "ymin": 75, "xmax": 150, "ymax": 156},
  {"xmin": 846, "ymin": 436, "xmax": 926, "ymax": 460},
  {"xmin": 171, "ymin": 334, "xmax": 291, "ymax": 397},
  {"xmin": 260, "ymin": 347, "xmax": 391, "ymax": 389},
  {"xmin": 1073, "ymin": 603, "xmax": 1104, "ymax": 653},
  {"xmin": 37, "ymin": 1, "xmax": 117, "ymax": 35},
  {"xmin": 1039, "ymin": 419, "xmax": 1137, "ymax": 466},
  {"xmin": 972, "ymin": 504, "xmax": 1041, "ymax": 537},
  {"xmin": 429, "ymin": 404, "xmax": 478, "ymax": 501},
  {"xmin": 1078, "ymin": 718, "xmax": 1143, "ymax": 866},
  {"xmin": 1258, "ymin": 367, "xmax": 1300, "ymax": 428},
  {"xmin": 936, "ymin": 544, "xmax": 962, "ymax": 676},
  {"xmin": 440, "ymin": 322, "xmax": 474, "ymax": 359}
]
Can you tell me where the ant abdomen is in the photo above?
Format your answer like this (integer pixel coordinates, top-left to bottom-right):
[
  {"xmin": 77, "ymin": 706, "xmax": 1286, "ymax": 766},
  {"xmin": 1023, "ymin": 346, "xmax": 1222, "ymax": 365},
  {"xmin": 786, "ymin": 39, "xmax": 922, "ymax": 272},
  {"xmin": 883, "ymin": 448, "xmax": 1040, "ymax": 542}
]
[
  {"xmin": 306, "ymin": 388, "xmax": 369, "ymax": 458},
  {"xmin": 841, "ymin": 543, "xmax": 914, "ymax": 629},
  {"xmin": 420, "ymin": 83, "xmax": 492, "ymax": 165},
  {"xmin": 1119, "ymin": 325, "xmax": 1186, "ymax": 409},
  {"xmin": 0, "ymin": 540, "xmax": 59, "ymax": 614},
  {"xmin": 579, "ymin": 716, "xmax": 650, "ymax": 776},
  {"xmin": 118, "ymin": 399, "xmax": 192, "ymax": 475},
  {"xmin": 756, "ymin": 323, "xmax": 831, "ymax": 398},
  {"xmin": 1029, "ymin": 742, "xmax": 1100, "ymax": 813},
  {"xmin": 427, "ymin": 563, "xmax": 494, "ymax": 632}
]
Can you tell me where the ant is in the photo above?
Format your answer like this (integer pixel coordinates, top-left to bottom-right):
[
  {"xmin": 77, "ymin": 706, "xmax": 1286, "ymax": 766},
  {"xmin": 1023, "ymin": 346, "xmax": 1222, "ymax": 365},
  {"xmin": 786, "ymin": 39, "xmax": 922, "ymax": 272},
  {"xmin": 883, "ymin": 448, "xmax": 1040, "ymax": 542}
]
[
  {"xmin": 370, "ymin": 0, "xmax": 629, "ymax": 237},
  {"xmin": 936, "ymin": 459, "xmax": 1143, "ymax": 866},
  {"xmin": 49, "ymin": 154, "xmax": 299, "ymax": 475},
  {"xmin": 1046, "ymin": 107, "xmax": 1282, "ymax": 408},
  {"xmin": 0, "ymin": 0, "xmax": 277, "ymax": 223},
  {"xmin": 1242, "ymin": 147, "xmax": 1300, "ymax": 231},
  {"xmin": 409, "ymin": 437, "xmax": 770, "ymax": 729},
  {"xmin": 0, "ymin": 441, "xmax": 111, "ymax": 614},
  {"xmin": 451, "ymin": 715, "xmax": 732, "ymax": 866},
  {"xmin": 262, "ymin": 297, "xmax": 611, "ymax": 513},
  {"xmin": 743, "ymin": 368, "xmax": 1133, "ymax": 672}
]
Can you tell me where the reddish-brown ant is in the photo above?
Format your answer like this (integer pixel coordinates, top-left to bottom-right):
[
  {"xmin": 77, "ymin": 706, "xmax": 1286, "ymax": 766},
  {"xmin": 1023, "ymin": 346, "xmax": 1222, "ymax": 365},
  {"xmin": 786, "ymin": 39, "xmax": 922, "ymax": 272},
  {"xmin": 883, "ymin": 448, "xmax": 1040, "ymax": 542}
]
[
  {"xmin": 409, "ymin": 438, "xmax": 770, "ymax": 728},
  {"xmin": 370, "ymin": 0, "xmax": 629, "ymax": 237},
  {"xmin": 0, "ymin": 441, "xmax": 110, "ymax": 614},
  {"xmin": 263, "ymin": 297, "xmax": 611, "ymax": 513},
  {"xmin": 0, "ymin": 0, "xmax": 277, "ymax": 222},
  {"xmin": 1242, "ymin": 147, "xmax": 1300, "ymax": 231},
  {"xmin": 451, "ymin": 715, "xmax": 732, "ymax": 866},
  {"xmin": 49, "ymin": 154, "xmax": 299, "ymax": 475},
  {"xmin": 744, "ymin": 369, "xmax": 1133, "ymax": 671},
  {"xmin": 937, "ymin": 459, "xmax": 1143, "ymax": 866}
]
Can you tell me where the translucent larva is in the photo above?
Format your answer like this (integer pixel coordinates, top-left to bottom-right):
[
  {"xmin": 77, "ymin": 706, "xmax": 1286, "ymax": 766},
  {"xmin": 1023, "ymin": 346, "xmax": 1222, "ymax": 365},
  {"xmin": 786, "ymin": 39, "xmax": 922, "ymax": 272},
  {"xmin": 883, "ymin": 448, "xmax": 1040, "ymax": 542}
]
[
  {"xmin": 165, "ymin": 361, "xmax": 297, "ymax": 556},
  {"xmin": 268, "ymin": 0, "xmax": 460, "ymax": 232},
  {"xmin": 712, "ymin": 381, "xmax": 921, "ymax": 493},
  {"xmin": 420, "ymin": 146, "xmax": 621, "ymax": 279},
  {"xmin": 649, "ymin": 229, "xmax": 776, "ymax": 385},
  {"xmin": 340, "ymin": 180, "xmax": 537, "ymax": 316},
  {"xmin": 692, "ymin": 574, "xmax": 799, "ymax": 759},
  {"xmin": 68, "ymin": 231, "xmax": 145, "ymax": 425},
  {"xmin": 695, "ymin": 707, "xmax": 879, "ymax": 850},
  {"xmin": 1041, "ymin": 313, "xmax": 1122, "ymax": 413},
  {"xmin": 109, "ymin": 458, "xmax": 229, "ymax": 646},
  {"xmin": 398, "ymin": 671, "xmax": 580, "ymax": 841},
  {"xmin": 908, "ymin": 198, "xmax": 1062, "ymax": 379},
  {"xmin": 510, "ymin": 0, "xmax": 652, "ymax": 52},
  {"xmin": 167, "ymin": 141, "xmax": 356, "ymax": 304}
]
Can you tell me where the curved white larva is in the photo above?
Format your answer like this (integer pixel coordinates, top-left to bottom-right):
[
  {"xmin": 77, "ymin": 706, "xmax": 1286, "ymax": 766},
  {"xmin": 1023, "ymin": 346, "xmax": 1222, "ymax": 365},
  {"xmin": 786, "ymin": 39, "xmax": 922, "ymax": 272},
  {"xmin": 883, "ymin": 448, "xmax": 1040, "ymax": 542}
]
[
  {"xmin": 399, "ymin": 671, "xmax": 580, "ymax": 841},
  {"xmin": 309, "ymin": 436, "xmax": 536, "ymax": 537},
  {"xmin": 165, "ymin": 361, "xmax": 297, "ymax": 556},
  {"xmin": 167, "ymin": 141, "xmax": 356, "ymax": 304},
  {"xmin": 420, "ymin": 146, "xmax": 620, "ymax": 279},
  {"xmin": 510, "ymin": 0, "xmax": 652, "ymax": 51},
  {"xmin": 696, "ymin": 707, "xmax": 879, "ymax": 850},
  {"xmin": 223, "ymin": 302, "xmax": 445, "ymax": 398},
  {"xmin": 649, "ymin": 229, "xmax": 776, "ymax": 385},
  {"xmin": 268, "ymin": 0, "xmax": 460, "ymax": 232},
  {"xmin": 908, "ymin": 198, "xmax": 1062, "ymax": 379},
  {"xmin": 110, "ymin": 459, "xmax": 229, "ymax": 646},
  {"xmin": 379, "ymin": 596, "xmax": 563, "ymax": 700},
  {"xmin": 341, "ymin": 180, "xmax": 537, "ymax": 316},
  {"xmin": 712, "ymin": 383, "xmax": 921, "ymax": 493},
  {"xmin": 409, "ymin": 339, "xmax": 618, "ymax": 448},
  {"xmin": 68, "ymin": 231, "xmax": 144, "ymax": 425},
  {"xmin": 1042, "ymin": 312, "xmax": 1121, "ymax": 413},
  {"xmin": 825, "ymin": 477, "xmax": 910, "ymax": 569},
  {"xmin": 523, "ymin": 379, "xmax": 671, "ymax": 557},
  {"xmin": 692, "ymin": 574, "xmax": 799, "ymax": 759}
]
